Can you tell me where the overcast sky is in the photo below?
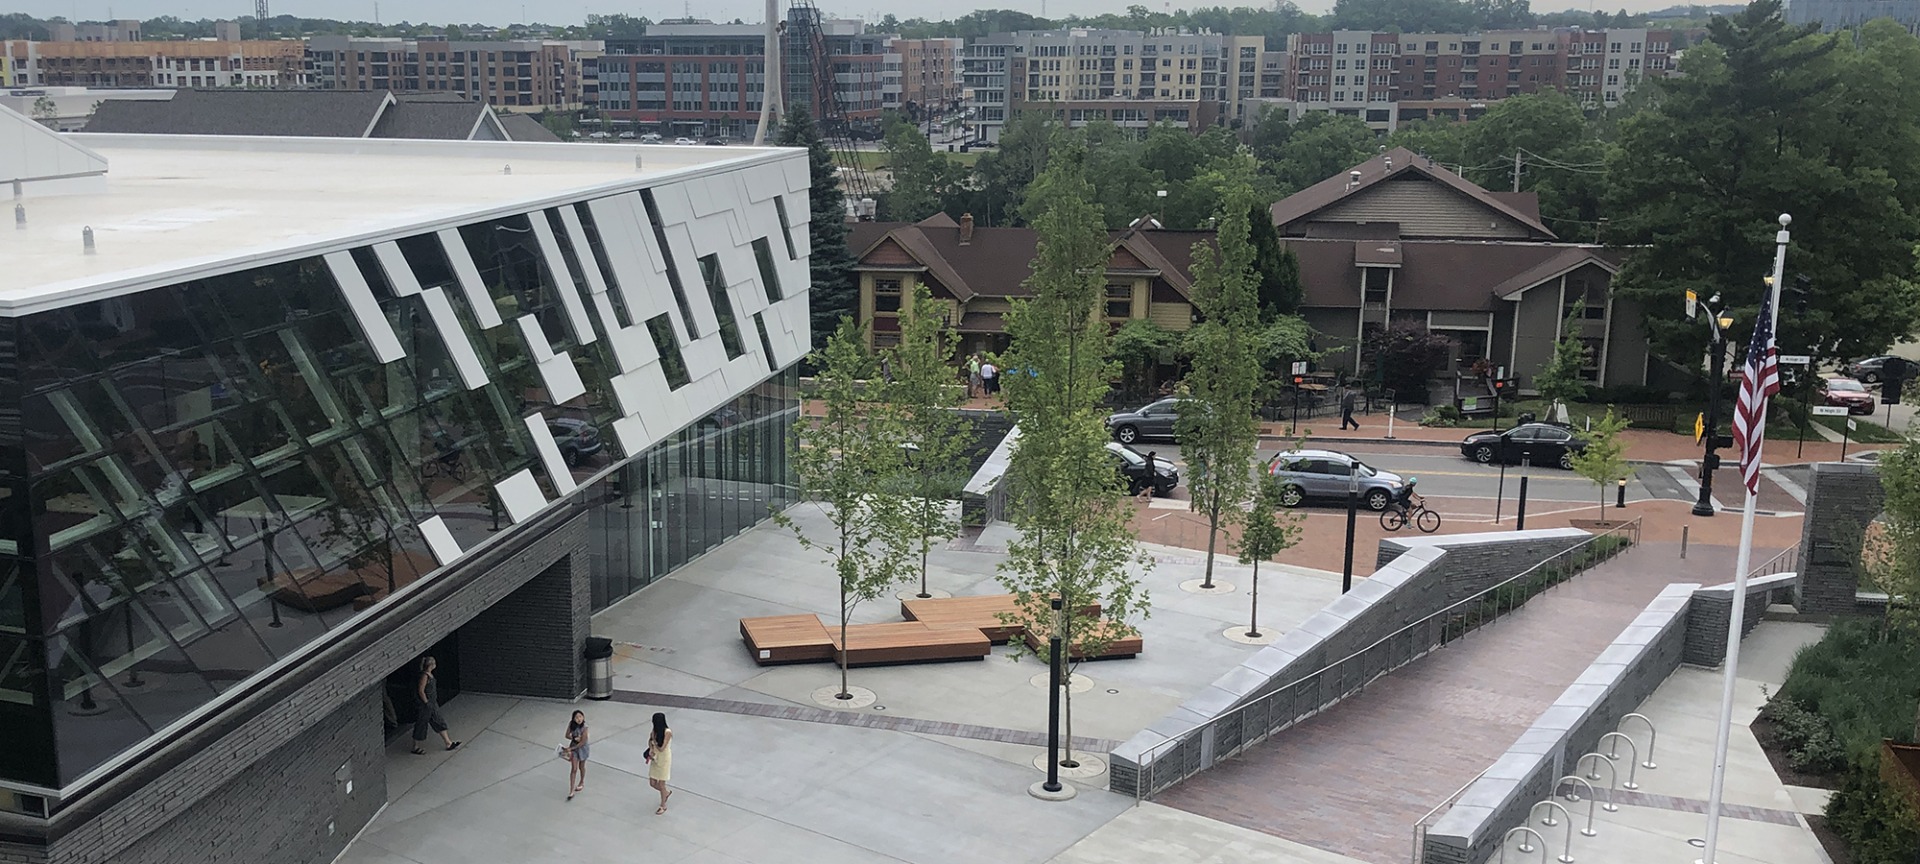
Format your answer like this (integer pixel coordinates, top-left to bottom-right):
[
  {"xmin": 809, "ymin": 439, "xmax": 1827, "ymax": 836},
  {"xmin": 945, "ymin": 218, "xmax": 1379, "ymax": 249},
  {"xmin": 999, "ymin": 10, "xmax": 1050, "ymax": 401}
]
[{"xmin": 18, "ymin": 0, "xmax": 1687, "ymax": 28}]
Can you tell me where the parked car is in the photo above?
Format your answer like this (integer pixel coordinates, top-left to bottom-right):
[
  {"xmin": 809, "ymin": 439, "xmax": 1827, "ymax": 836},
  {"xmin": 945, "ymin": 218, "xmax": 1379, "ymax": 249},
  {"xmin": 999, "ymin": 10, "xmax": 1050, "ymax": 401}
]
[
  {"xmin": 617, "ymin": 130, "xmax": 637, "ymax": 139},
  {"xmin": 1265, "ymin": 449, "xmax": 1405, "ymax": 511},
  {"xmin": 673, "ymin": 137, "xmax": 697, "ymax": 145},
  {"xmin": 1818, "ymin": 376, "xmax": 1878, "ymax": 414},
  {"xmin": 1846, "ymin": 355, "xmax": 1899, "ymax": 384},
  {"xmin": 1460, "ymin": 422, "xmax": 1586, "ymax": 469},
  {"xmin": 1107, "ymin": 442, "xmax": 1178, "ymax": 497},
  {"xmin": 587, "ymin": 131, "xmax": 612, "ymax": 139},
  {"xmin": 547, "ymin": 417, "xmax": 605, "ymax": 467},
  {"xmin": 639, "ymin": 132, "xmax": 663, "ymax": 143},
  {"xmin": 704, "ymin": 138, "xmax": 729, "ymax": 145},
  {"xmin": 1106, "ymin": 397, "xmax": 1183, "ymax": 444}
]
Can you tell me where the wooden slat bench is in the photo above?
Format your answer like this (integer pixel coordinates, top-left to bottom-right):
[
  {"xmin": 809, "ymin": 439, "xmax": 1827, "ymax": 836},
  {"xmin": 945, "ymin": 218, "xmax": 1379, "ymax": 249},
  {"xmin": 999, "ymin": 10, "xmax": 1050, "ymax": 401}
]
[
  {"xmin": 1021, "ymin": 621, "xmax": 1143, "ymax": 661},
  {"xmin": 826, "ymin": 622, "xmax": 991, "ymax": 666},
  {"xmin": 899, "ymin": 594, "xmax": 1103, "ymax": 644},
  {"xmin": 739, "ymin": 614, "xmax": 835, "ymax": 665}
]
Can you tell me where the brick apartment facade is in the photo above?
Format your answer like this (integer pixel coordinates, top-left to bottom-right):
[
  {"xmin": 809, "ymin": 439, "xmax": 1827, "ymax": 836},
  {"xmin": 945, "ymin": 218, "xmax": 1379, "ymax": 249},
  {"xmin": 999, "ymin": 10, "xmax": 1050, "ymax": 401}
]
[
  {"xmin": 303, "ymin": 35, "xmax": 596, "ymax": 110},
  {"xmin": 596, "ymin": 12, "xmax": 892, "ymax": 140},
  {"xmin": 890, "ymin": 37, "xmax": 964, "ymax": 115},
  {"xmin": 0, "ymin": 39, "xmax": 307, "ymax": 88}
]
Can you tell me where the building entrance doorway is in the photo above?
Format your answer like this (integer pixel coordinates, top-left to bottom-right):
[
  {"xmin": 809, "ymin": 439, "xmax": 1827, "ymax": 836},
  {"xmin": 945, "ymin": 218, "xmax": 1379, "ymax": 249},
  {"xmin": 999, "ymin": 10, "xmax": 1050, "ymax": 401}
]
[{"xmin": 382, "ymin": 631, "xmax": 460, "ymax": 739}]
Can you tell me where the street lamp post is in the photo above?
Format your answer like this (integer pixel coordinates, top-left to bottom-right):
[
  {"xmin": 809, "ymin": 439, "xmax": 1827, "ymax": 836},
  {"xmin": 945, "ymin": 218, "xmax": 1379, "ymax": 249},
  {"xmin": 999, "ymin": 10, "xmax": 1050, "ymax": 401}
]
[
  {"xmin": 1043, "ymin": 597, "xmax": 1064, "ymax": 794},
  {"xmin": 1341, "ymin": 470, "xmax": 1358, "ymax": 594},
  {"xmin": 1693, "ymin": 305, "xmax": 1733, "ymax": 517}
]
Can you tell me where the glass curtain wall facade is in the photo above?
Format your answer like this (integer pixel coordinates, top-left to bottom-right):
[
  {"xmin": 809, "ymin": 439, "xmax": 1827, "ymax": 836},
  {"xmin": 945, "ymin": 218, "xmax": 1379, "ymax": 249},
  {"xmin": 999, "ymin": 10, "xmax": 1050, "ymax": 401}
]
[{"xmin": 0, "ymin": 196, "xmax": 802, "ymax": 792}]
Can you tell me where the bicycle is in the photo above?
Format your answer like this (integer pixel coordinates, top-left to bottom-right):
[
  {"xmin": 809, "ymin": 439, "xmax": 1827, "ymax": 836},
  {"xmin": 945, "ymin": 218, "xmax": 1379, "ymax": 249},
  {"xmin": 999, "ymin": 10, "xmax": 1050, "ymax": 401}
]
[{"xmin": 1380, "ymin": 496, "xmax": 1442, "ymax": 533}]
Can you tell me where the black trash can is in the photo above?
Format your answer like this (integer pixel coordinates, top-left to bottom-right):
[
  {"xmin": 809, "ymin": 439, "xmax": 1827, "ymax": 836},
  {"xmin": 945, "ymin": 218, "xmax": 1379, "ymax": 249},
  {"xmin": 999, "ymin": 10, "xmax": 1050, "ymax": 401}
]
[{"xmin": 584, "ymin": 636, "xmax": 614, "ymax": 700}]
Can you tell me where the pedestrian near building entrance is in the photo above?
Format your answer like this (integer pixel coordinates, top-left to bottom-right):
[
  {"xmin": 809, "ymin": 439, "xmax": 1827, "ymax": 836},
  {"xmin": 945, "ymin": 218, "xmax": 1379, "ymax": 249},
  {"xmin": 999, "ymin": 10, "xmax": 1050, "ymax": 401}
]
[
  {"xmin": 1341, "ymin": 387, "xmax": 1361, "ymax": 430},
  {"xmin": 562, "ymin": 710, "xmax": 590, "ymax": 800},
  {"xmin": 980, "ymin": 359, "xmax": 999, "ymax": 395},
  {"xmin": 645, "ymin": 712, "xmax": 673, "ymax": 814},
  {"xmin": 967, "ymin": 354, "xmax": 983, "ymax": 397},
  {"xmin": 411, "ymin": 656, "xmax": 461, "ymax": 755}
]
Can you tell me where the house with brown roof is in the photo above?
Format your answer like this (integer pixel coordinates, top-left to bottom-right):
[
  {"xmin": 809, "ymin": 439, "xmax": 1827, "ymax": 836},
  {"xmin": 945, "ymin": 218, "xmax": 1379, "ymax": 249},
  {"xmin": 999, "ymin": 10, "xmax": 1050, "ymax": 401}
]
[
  {"xmin": 1275, "ymin": 146, "xmax": 1650, "ymax": 397},
  {"xmin": 847, "ymin": 213, "xmax": 1211, "ymax": 358}
]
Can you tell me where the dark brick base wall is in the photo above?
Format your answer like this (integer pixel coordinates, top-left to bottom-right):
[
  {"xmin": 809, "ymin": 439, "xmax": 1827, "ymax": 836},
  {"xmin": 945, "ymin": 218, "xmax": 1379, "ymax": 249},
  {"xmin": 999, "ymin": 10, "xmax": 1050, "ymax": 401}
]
[
  {"xmin": 1798, "ymin": 462, "xmax": 1884, "ymax": 615},
  {"xmin": 0, "ymin": 507, "xmax": 591, "ymax": 864},
  {"xmin": 459, "ymin": 553, "xmax": 590, "ymax": 699},
  {"xmin": 108, "ymin": 688, "xmax": 385, "ymax": 864}
]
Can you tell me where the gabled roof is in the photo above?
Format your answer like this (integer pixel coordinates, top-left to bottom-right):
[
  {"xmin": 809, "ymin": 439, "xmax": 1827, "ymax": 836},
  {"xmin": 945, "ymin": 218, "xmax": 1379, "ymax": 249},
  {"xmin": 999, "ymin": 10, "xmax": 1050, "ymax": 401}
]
[
  {"xmin": 1269, "ymin": 146, "xmax": 1557, "ymax": 241},
  {"xmin": 1489, "ymin": 245, "xmax": 1623, "ymax": 300},
  {"xmin": 849, "ymin": 215, "xmax": 1214, "ymax": 302},
  {"xmin": 86, "ymin": 89, "xmax": 523, "ymax": 142},
  {"xmin": 0, "ymin": 102, "xmax": 109, "ymax": 186},
  {"xmin": 496, "ymin": 112, "xmax": 564, "ymax": 143}
]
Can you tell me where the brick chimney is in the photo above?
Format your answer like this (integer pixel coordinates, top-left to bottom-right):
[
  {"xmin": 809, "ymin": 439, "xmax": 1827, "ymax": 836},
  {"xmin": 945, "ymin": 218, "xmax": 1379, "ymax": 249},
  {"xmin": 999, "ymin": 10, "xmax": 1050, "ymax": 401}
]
[{"xmin": 959, "ymin": 212, "xmax": 974, "ymax": 244}]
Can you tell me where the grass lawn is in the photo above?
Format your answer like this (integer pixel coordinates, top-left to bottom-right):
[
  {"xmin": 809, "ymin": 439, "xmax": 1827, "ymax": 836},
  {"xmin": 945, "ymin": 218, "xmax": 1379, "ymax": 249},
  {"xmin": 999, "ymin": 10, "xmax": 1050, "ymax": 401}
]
[{"xmin": 1816, "ymin": 413, "xmax": 1906, "ymax": 443}]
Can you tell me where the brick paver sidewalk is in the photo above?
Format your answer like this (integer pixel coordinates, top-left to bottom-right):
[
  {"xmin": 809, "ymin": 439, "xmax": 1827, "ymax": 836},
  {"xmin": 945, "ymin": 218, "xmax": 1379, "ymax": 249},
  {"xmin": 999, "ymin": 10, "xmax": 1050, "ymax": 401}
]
[{"xmin": 1154, "ymin": 541, "xmax": 1739, "ymax": 864}]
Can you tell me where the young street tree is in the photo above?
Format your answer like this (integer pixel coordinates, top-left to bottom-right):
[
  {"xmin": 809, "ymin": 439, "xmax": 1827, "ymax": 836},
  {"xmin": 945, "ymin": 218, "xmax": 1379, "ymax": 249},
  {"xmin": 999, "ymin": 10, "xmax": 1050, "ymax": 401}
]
[
  {"xmin": 1568, "ymin": 407, "xmax": 1631, "ymax": 522},
  {"xmin": 775, "ymin": 106, "xmax": 859, "ymax": 351},
  {"xmin": 1236, "ymin": 472, "xmax": 1303, "ymax": 640},
  {"xmin": 1871, "ymin": 432, "xmax": 1920, "ymax": 636},
  {"xmin": 1534, "ymin": 299, "xmax": 1592, "ymax": 409},
  {"xmin": 1174, "ymin": 174, "xmax": 1266, "ymax": 591},
  {"xmin": 880, "ymin": 282, "xmax": 970, "ymax": 599},
  {"xmin": 996, "ymin": 142, "xmax": 1150, "ymax": 770},
  {"xmin": 773, "ymin": 319, "xmax": 909, "ymax": 700}
]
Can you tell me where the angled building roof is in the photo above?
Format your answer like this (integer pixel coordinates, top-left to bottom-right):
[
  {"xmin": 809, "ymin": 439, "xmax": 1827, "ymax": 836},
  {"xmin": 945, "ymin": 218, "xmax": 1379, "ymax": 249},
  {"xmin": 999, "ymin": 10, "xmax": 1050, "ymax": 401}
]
[
  {"xmin": 496, "ymin": 112, "xmax": 565, "ymax": 143},
  {"xmin": 1270, "ymin": 146, "xmax": 1557, "ymax": 241},
  {"xmin": 86, "ymin": 89, "xmax": 528, "ymax": 142},
  {"xmin": 1287, "ymin": 238, "xmax": 1622, "ymax": 312},
  {"xmin": 848, "ymin": 214, "xmax": 1213, "ymax": 302}
]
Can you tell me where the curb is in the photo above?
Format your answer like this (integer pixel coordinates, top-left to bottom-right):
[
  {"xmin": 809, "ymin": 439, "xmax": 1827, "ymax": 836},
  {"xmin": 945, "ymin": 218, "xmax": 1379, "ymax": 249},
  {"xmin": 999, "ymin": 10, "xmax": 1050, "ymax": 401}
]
[{"xmin": 1257, "ymin": 433, "xmax": 1460, "ymax": 450}]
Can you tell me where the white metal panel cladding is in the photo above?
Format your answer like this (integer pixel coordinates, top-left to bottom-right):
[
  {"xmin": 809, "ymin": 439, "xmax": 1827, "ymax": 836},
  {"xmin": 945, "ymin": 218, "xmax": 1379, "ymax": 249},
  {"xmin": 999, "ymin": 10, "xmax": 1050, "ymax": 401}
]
[
  {"xmin": 419, "ymin": 286, "xmax": 489, "ymax": 389},
  {"xmin": 437, "ymin": 227, "xmax": 504, "ymax": 329},
  {"xmin": 495, "ymin": 468, "xmax": 548, "ymax": 523},
  {"xmin": 372, "ymin": 242, "xmax": 424, "ymax": 296},
  {"xmin": 322, "ymin": 251, "xmax": 406, "ymax": 364},
  {"xmin": 523, "ymin": 414, "xmax": 578, "ymax": 496},
  {"xmin": 527, "ymin": 212, "xmax": 599, "ymax": 346}
]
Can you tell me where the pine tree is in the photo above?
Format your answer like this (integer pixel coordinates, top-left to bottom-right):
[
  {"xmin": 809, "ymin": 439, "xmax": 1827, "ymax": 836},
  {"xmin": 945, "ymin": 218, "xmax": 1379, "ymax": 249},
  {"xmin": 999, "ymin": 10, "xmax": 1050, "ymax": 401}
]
[
  {"xmin": 1246, "ymin": 203, "xmax": 1303, "ymax": 317},
  {"xmin": 1534, "ymin": 299, "xmax": 1591, "ymax": 408},
  {"xmin": 776, "ymin": 106, "xmax": 858, "ymax": 350}
]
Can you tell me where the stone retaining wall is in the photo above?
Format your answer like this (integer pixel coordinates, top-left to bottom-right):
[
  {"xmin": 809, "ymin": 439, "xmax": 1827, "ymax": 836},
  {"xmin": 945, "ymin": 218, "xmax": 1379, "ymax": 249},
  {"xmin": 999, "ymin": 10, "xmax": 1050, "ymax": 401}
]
[
  {"xmin": 1110, "ymin": 528, "xmax": 1594, "ymax": 798},
  {"xmin": 1683, "ymin": 572, "xmax": 1799, "ymax": 667}
]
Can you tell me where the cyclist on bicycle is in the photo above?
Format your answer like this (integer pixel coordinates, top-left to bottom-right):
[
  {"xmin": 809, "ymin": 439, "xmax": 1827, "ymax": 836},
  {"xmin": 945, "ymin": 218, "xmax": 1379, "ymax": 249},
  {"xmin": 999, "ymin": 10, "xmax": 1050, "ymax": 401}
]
[{"xmin": 1391, "ymin": 477, "xmax": 1423, "ymax": 516}]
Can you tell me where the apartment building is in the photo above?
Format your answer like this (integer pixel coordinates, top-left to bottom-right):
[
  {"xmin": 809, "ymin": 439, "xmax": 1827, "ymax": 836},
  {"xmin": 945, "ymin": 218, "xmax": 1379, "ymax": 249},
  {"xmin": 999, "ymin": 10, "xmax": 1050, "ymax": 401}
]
[
  {"xmin": 46, "ymin": 19, "xmax": 143, "ymax": 42},
  {"xmin": 304, "ymin": 35, "xmax": 598, "ymax": 110},
  {"xmin": 596, "ymin": 11, "xmax": 892, "ymax": 140},
  {"xmin": 1282, "ymin": 27, "xmax": 1674, "ymax": 132},
  {"xmin": 890, "ymin": 37, "xmax": 964, "ymax": 114},
  {"xmin": 1788, "ymin": 0, "xmax": 1920, "ymax": 31},
  {"xmin": 963, "ymin": 28, "xmax": 1273, "ymax": 143},
  {"xmin": 1, "ymin": 39, "xmax": 307, "ymax": 88}
]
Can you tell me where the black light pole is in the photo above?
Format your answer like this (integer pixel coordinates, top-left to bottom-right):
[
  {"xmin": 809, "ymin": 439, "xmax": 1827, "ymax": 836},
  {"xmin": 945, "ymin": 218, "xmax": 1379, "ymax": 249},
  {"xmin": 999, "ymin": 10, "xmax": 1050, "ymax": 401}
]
[
  {"xmin": 263, "ymin": 521, "xmax": 283, "ymax": 628},
  {"xmin": 1693, "ymin": 315, "xmax": 1729, "ymax": 517},
  {"xmin": 1515, "ymin": 455, "xmax": 1531, "ymax": 530},
  {"xmin": 1341, "ymin": 471, "xmax": 1358, "ymax": 594},
  {"xmin": 1043, "ymin": 597, "xmax": 1064, "ymax": 794}
]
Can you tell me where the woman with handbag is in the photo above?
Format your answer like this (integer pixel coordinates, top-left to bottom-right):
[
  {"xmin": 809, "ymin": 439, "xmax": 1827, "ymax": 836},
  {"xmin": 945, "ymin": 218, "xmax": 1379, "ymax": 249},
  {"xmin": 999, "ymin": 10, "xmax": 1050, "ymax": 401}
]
[
  {"xmin": 644, "ymin": 712, "xmax": 672, "ymax": 814},
  {"xmin": 561, "ymin": 710, "xmax": 590, "ymax": 800}
]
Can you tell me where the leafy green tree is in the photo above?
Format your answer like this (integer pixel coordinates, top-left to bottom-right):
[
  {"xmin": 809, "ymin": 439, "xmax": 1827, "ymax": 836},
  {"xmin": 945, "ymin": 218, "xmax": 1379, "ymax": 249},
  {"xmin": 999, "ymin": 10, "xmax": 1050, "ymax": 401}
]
[
  {"xmin": 1534, "ymin": 299, "xmax": 1592, "ymax": 407},
  {"xmin": 973, "ymin": 111, "xmax": 1056, "ymax": 227},
  {"xmin": 776, "ymin": 106, "xmax": 858, "ymax": 351},
  {"xmin": 540, "ymin": 110, "xmax": 578, "ymax": 139},
  {"xmin": 879, "ymin": 283, "xmax": 970, "ymax": 600},
  {"xmin": 1174, "ymin": 182, "xmax": 1266, "ymax": 591},
  {"xmin": 880, "ymin": 118, "xmax": 968, "ymax": 222},
  {"xmin": 1456, "ymin": 92, "xmax": 1610, "ymax": 234},
  {"xmin": 1247, "ymin": 206, "xmax": 1302, "ymax": 317},
  {"xmin": 1109, "ymin": 319, "xmax": 1178, "ymax": 401},
  {"xmin": 1264, "ymin": 112, "xmax": 1377, "ymax": 195},
  {"xmin": 1568, "ymin": 407, "xmax": 1630, "ymax": 520},
  {"xmin": 1872, "ymin": 433, "xmax": 1920, "ymax": 636},
  {"xmin": 1607, "ymin": 3, "xmax": 1920, "ymax": 369},
  {"xmin": 996, "ymin": 143, "xmax": 1149, "ymax": 771},
  {"xmin": 1237, "ymin": 473, "xmax": 1304, "ymax": 639},
  {"xmin": 1385, "ymin": 118, "xmax": 1469, "ymax": 167},
  {"xmin": 772, "ymin": 320, "xmax": 909, "ymax": 700}
]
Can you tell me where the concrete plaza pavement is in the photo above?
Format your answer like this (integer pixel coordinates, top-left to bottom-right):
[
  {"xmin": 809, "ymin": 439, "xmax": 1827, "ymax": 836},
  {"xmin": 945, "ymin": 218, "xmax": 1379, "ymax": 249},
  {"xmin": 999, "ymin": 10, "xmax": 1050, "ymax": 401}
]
[{"xmin": 339, "ymin": 506, "xmax": 1349, "ymax": 864}]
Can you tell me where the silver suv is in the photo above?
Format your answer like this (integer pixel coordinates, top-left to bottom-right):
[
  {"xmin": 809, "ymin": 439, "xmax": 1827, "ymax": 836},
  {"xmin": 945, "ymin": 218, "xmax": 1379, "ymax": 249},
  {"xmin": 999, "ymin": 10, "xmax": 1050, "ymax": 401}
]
[{"xmin": 1266, "ymin": 449, "xmax": 1406, "ymax": 511}]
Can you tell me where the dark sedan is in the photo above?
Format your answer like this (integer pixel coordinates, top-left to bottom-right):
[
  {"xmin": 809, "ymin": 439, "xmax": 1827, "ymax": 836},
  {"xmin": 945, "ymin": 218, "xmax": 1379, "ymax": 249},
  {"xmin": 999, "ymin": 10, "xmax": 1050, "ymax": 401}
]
[
  {"xmin": 1107, "ymin": 442, "xmax": 1179, "ymax": 497},
  {"xmin": 1460, "ymin": 423, "xmax": 1586, "ymax": 469}
]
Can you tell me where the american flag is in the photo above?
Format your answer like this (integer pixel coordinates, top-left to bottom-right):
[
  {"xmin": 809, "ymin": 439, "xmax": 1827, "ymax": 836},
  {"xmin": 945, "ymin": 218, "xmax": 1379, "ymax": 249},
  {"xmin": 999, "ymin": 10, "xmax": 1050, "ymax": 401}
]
[{"xmin": 1732, "ymin": 292, "xmax": 1782, "ymax": 495}]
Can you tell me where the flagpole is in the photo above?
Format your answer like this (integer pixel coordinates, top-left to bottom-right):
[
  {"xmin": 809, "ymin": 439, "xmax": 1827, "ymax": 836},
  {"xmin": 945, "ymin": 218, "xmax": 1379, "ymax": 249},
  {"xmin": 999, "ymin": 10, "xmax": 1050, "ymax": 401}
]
[{"xmin": 1700, "ymin": 213, "xmax": 1790, "ymax": 864}]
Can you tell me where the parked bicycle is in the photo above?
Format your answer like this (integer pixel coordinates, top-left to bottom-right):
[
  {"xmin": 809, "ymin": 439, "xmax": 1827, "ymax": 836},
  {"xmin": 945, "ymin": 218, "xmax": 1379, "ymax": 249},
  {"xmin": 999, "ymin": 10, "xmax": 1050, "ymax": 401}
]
[{"xmin": 1380, "ymin": 493, "xmax": 1441, "ymax": 533}]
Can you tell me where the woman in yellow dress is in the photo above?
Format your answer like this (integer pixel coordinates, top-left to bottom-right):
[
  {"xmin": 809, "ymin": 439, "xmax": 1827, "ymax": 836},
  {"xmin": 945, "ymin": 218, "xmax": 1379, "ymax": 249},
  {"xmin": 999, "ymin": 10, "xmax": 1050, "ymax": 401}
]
[{"xmin": 645, "ymin": 712, "xmax": 673, "ymax": 814}]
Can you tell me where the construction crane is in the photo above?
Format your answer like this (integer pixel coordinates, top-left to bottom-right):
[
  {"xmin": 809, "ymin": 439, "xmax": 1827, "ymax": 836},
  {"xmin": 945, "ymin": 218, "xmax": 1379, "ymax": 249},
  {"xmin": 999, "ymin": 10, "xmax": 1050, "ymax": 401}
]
[{"xmin": 785, "ymin": 0, "xmax": 876, "ymax": 209}]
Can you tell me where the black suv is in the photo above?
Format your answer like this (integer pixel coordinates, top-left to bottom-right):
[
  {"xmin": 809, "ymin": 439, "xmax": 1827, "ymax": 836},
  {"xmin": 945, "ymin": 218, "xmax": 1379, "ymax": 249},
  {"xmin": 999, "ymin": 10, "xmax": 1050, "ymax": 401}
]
[
  {"xmin": 1107, "ymin": 442, "xmax": 1178, "ymax": 497},
  {"xmin": 548, "ymin": 417, "xmax": 605, "ymax": 467}
]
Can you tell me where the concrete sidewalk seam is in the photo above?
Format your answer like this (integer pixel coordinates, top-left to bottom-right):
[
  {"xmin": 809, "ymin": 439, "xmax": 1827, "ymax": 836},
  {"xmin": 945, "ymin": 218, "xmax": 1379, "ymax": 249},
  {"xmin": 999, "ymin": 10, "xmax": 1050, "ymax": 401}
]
[{"xmin": 608, "ymin": 689, "xmax": 1123, "ymax": 753}]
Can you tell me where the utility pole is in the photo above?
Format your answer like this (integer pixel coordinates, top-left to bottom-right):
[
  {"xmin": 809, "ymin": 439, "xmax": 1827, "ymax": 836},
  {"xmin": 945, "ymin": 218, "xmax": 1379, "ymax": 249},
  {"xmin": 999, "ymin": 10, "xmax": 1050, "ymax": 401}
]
[
  {"xmin": 1512, "ymin": 150, "xmax": 1523, "ymax": 193},
  {"xmin": 751, "ymin": 0, "xmax": 781, "ymax": 145}
]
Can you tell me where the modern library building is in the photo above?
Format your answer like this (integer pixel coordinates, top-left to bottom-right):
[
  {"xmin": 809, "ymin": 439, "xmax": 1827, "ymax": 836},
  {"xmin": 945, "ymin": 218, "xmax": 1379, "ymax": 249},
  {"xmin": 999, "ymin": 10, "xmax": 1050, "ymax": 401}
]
[{"xmin": 0, "ymin": 108, "xmax": 811, "ymax": 863}]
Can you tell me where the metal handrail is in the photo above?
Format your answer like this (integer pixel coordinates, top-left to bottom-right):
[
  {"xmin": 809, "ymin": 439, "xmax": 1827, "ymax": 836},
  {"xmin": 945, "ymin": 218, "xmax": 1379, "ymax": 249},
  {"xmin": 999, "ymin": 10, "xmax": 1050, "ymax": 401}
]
[
  {"xmin": 1747, "ymin": 544, "xmax": 1798, "ymax": 579},
  {"xmin": 1412, "ymin": 768, "xmax": 1488, "ymax": 863},
  {"xmin": 1132, "ymin": 518, "xmax": 1642, "ymax": 804}
]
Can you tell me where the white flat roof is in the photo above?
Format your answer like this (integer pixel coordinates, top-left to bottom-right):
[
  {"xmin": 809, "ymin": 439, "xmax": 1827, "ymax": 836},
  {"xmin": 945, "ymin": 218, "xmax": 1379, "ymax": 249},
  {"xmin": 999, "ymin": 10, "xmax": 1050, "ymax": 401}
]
[{"xmin": 0, "ymin": 134, "xmax": 798, "ymax": 316}]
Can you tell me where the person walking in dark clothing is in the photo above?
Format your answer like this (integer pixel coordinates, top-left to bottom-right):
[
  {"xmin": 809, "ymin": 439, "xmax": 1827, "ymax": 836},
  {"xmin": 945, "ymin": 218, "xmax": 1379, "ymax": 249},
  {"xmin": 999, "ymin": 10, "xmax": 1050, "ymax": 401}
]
[
  {"xmin": 1340, "ymin": 388, "xmax": 1361, "ymax": 430},
  {"xmin": 411, "ymin": 656, "xmax": 461, "ymax": 755}
]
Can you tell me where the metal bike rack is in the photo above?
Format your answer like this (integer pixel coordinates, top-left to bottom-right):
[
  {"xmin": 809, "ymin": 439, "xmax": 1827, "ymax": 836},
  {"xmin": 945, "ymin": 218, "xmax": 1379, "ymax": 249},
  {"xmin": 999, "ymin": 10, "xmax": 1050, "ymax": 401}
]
[
  {"xmin": 1528, "ymin": 800, "xmax": 1579, "ymax": 863},
  {"xmin": 1501, "ymin": 826, "xmax": 1550, "ymax": 864},
  {"xmin": 1616, "ymin": 713, "xmax": 1658, "ymax": 769},
  {"xmin": 1576, "ymin": 752, "xmax": 1622, "ymax": 812},
  {"xmin": 1595, "ymin": 732, "xmax": 1642, "ymax": 790},
  {"xmin": 1554, "ymin": 775, "xmax": 1602, "ymax": 837}
]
